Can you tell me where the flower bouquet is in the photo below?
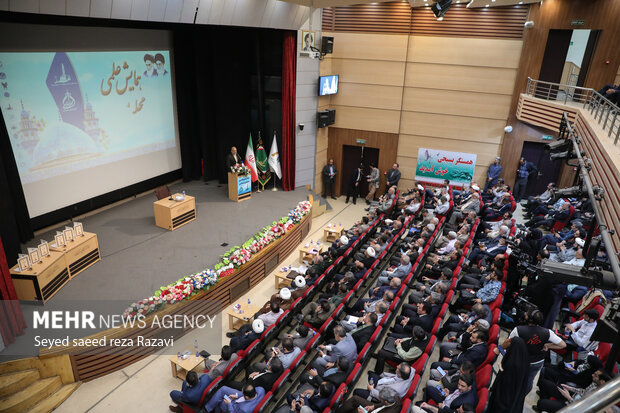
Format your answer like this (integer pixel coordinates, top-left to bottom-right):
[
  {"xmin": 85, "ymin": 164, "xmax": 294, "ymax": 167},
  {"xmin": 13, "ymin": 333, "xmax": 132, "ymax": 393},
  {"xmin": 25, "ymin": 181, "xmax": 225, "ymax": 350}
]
[{"xmin": 230, "ymin": 164, "xmax": 251, "ymax": 175}]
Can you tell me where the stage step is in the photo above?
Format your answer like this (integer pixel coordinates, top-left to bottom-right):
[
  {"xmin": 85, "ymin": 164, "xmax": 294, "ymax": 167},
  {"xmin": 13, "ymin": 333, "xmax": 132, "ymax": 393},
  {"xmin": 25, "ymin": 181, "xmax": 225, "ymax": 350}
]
[
  {"xmin": 0, "ymin": 369, "xmax": 40, "ymax": 398},
  {"xmin": 0, "ymin": 376, "xmax": 61, "ymax": 413},
  {"xmin": 0, "ymin": 358, "xmax": 39, "ymax": 376},
  {"xmin": 26, "ymin": 382, "xmax": 81, "ymax": 413}
]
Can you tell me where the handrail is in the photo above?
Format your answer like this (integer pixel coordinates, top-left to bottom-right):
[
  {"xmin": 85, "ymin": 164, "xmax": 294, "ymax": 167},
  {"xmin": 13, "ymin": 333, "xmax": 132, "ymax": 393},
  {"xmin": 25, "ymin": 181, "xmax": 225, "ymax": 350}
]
[
  {"xmin": 558, "ymin": 375, "xmax": 620, "ymax": 413},
  {"xmin": 563, "ymin": 112, "xmax": 620, "ymax": 288},
  {"xmin": 525, "ymin": 77, "xmax": 620, "ymax": 145}
]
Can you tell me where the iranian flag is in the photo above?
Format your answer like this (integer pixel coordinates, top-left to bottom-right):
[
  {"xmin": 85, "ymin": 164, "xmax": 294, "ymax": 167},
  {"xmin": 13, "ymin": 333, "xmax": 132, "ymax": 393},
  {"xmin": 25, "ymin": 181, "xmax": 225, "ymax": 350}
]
[{"xmin": 245, "ymin": 134, "xmax": 258, "ymax": 182}]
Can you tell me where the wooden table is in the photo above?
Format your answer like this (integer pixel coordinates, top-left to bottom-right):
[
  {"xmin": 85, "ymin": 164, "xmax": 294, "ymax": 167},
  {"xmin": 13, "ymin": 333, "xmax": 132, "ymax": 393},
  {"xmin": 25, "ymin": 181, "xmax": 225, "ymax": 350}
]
[
  {"xmin": 49, "ymin": 231, "xmax": 101, "ymax": 279},
  {"xmin": 323, "ymin": 224, "xmax": 345, "ymax": 242},
  {"xmin": 10, "ymin": 251, "xmax": 69, "ymax": 303},
  {"xmin": 274, "ymin": 269, "xmax": 295, "ymax": 289},
  {"xmin": 169, "ymin": 353, "xmax": 205, "ymax": 380},
  {"xmin": 227, "ymin": 303, "xmax": 261, "ymax": 331},
  {"xmin": 298, "ymin": 244, "xmax": 324, "ymax": 264},
  {"xmin": 153, "ymin": 194, "xmax": 196, "ymax": 231}
]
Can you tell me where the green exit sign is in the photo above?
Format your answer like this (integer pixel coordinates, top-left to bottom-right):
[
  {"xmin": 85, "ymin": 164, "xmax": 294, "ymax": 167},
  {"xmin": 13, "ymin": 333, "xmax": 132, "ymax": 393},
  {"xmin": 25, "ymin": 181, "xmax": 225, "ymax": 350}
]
[
  {"xmin": 542, "ymin": 135, "xmax": 554, "ymax": 141},
  {"xmin": 356, "ymin": 139, "xmax": 366, "ymax": 145},
  {"xmin": 571, "ymin": 19, "xmax": 585, "ymax": 26}
]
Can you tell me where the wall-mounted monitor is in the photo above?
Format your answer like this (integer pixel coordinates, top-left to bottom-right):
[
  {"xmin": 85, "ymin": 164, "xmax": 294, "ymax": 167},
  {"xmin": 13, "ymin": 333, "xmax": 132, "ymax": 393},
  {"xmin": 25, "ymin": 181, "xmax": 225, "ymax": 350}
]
[{"xmin": 319, "ymin": 75, "xmax": 339, "ymax": 96}]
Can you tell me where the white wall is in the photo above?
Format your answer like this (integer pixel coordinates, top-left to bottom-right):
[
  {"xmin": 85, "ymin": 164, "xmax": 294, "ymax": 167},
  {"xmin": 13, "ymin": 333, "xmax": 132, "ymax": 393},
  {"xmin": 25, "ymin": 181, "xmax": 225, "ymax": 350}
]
[
  {"xmin": 295, "ymin": 8, "xmax": 321, "ymax": 188},
  {"xmin": 565, "ymin": 29, "xmax": 591, "ymax": 66}
]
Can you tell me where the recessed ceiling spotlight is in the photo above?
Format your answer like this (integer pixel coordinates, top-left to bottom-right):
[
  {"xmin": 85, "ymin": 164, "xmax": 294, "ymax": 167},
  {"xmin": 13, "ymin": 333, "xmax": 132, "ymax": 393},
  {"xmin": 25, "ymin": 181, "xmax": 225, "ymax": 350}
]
[
  {"xmin": 519, "ymin": 1, "xmax": 523, "ymax": 3},
  {"xmin": 485, "ymin": 4, "xmax": 489, "ymax": 6},
  {"xmin": 492, "ymin": 0, "xmax": 496, "ymax": 2}
]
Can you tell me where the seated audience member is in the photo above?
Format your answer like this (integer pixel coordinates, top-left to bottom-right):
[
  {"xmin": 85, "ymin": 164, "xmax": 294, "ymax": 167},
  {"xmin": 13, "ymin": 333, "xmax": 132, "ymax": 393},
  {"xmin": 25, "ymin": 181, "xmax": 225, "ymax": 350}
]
[
  {"xmin": 228, "ymin": 358, "xmax": 283, "ymax": 393},
  {"xmin": 468, "ymin": 237, "xmax": 508, "ymax": 264},
  {"xmin": 425, "ymin": 361, "xmax": 476, "ymax": 404},
  {"xmin": 169, "ymin": 371, "xmax": 212, "ymax": 412},
  {"xmin": 354, "ymin": 362, "xmax": 414, "ymax": 401},
  {"xmin": 525, "ymin": 202, "xmax": 571, "ymax": 229},
  {"xmin": 563, "ymin": 309, "xmax": 600, "ymax": 353},
  {"xmin": 436, "ymin": 303, "xmax": 490, "ymax": 340},
  {"xmin": 278, "ymin": 324, "xmax": 314, "ymax": 351},
  {"xmin": 377, "ymin": 255, "xmax": 412, "ymax": 285},
  {"xmin": 449, "ymin": 193, "xmax": 481, "ymax": 226},
  {"xmin": 412, "ymin": 374, "xmax": 477, "ymax": 413},
  {"xmin": 206, "ymin": 345, "xmax": 238, "ymax": 380},
  {"xmin": 299, "ymin": 356, "xmax": 350, "ymax": 391},
  {"xmin": 229, "ymin": 319, "xmax": 264, "ymax": 353},
  {"xmin": 430, "ymin": 330, "xmax": 489, "ymax": 373},
  {"xmin": 438, "ymin": 320, "xmax": 489, "ymax": 361},
  {"xmin": 350, "ymin": 312, "xmax": 378, "ymax": 351},
  {"xmin": 375, "ymin": 325, "xmax": 428, "ymax": 374},
  {"xmin": 258, "ymin": 287, "xmax": 300, "ymax": 314},
  {"xmin": 336, "ymin": 387, "xmax": 401, "ymax": 413},
  {"xmin": 263, "ymin": 337, "xmax": 301, "ymax": 370},
  {"xmin": 313, "ymin": 325, "xmax": 357, "ymax": 372},
  {"xmin": 409, "ymin": 269, "xmax": 452, "ymax": 304},
  {"xmin": 451, "ymin": 269, "xmax": 501, "ymax": 310},
  {"xmin": 537, "ymin": 355, "xmax": 603, "ymax": 390},
  {"xmin": 274, "ymin": 382, "xmax": 335, "ymax": 413},
  {"xmin": 422, "ymin": 250, "xmax": 462, "ymax": 278},
  {"xmin": 534, "ymin": 369, "xmax": 612, "ymax": 413},
  {"xmin": 391, "ymin": 301, "xmax": 434, "ymax": 335},
  {"xmin": 598, "ymin": 83, "xmax": 620, "ymax": 104},
  {"xmin": 300, "ymin": 300, "xmax": 331, "ymax": 329},
  {"xmin": 204, "ymin": 383, "xmax": 264, "ymax": 413},
  {"xmin": 524, "ymin": 182, "xmax": 555, "ymax": 212}
]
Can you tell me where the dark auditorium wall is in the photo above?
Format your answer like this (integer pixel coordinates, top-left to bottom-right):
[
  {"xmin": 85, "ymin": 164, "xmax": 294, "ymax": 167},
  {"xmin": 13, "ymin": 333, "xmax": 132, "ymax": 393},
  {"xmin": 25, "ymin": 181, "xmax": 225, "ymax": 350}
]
[{"xmin": 501, "ymin": 0, "xmax": 620, "ymax": 187}]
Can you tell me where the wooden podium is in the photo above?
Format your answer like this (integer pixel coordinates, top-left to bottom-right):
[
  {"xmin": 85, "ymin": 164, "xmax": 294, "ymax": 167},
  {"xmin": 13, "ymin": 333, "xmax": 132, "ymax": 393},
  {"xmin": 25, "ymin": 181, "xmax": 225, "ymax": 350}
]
[
  {"xmin": 154, "ymin": 194, "xmax": 196, "ymax": 230},
  {"xmin": 10, "ymin": 251, "xmax": 69, "ymax": 303},
  {"xmin": 50, "ymin": 231, "xmax": 101, "ymax": 279},
  {"xmin": 228, "ymin": 172, "xmax": 252, "ymax": 202}
]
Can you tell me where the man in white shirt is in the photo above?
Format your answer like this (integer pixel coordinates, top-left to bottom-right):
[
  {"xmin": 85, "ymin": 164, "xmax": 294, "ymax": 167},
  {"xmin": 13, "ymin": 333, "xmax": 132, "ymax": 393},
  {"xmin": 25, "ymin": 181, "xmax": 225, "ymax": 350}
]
[
  {"xmin": 564, "ymin": 309, "xmax": 599, "ymax": 352},
  {"xmin": 565, "ymin": 248, "xmax": 586, "ymax": 267},
  {"xmin": 257, "ymin": 301, "xmax": 284, "ymax": 327},
  {"xmin": 434, "ymin": 196, "xmax": 450, "ymax": 215}
]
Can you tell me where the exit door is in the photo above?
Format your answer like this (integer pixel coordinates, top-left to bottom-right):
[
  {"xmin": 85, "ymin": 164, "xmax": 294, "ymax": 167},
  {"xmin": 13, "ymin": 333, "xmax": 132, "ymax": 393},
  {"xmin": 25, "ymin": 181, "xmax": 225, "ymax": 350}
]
[
  {"xmin": 519, "ymin": 141, "xmax": 563, "ymax": 197},
  {"xmin": 340, "ymin": 145, "xmax": 379, "ymax": 197}
]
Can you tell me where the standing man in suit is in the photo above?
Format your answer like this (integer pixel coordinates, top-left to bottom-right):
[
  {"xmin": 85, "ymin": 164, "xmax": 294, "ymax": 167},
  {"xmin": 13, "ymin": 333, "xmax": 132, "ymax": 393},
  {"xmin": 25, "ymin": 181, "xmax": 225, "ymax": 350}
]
[
  {"xmin": 366, "ymin": 164, "xmax": 380, "ymax": 204},
  {"xmin": 322, "ymin": 159, "xmax": 337, "ymax": 199},
  {"xmin": 346, "ymin": 164, "xmax": 363, "ymax": 204},
  {"xmin": 484, "ymin": 157, "xmax": 503, "ymax": 192},
  {"xmin": 225, "ymin": 146, "xmax": 243, "ymax": 171},
  {"xmin": 386, "ymin": 163, "xmax": 401, "ymax": 191},
  {"xmin": 513, "ymin": 157, "xmax": 538, "ymax": 202}
]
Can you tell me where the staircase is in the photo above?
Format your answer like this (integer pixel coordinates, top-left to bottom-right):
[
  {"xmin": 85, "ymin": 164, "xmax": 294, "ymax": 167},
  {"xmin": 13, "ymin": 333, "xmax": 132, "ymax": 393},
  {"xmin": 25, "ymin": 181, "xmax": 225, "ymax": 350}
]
[{"xmin": 0, "ymin": 358, "xmax": 80, "ymax": 413}]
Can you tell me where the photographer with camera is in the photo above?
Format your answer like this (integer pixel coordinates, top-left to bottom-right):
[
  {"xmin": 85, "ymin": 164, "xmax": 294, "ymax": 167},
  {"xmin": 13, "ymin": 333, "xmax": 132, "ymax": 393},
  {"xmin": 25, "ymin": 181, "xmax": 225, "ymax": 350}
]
[{"xmin": 496, "ymin": 309, "xmax": 566, "ymax": 397}]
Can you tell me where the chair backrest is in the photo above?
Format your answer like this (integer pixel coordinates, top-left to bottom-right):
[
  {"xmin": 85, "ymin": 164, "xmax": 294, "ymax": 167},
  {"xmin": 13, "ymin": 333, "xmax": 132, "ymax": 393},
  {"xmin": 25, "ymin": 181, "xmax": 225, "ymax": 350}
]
[
  {"xmin": 475, "ymin": 364, "xmax": 492, "ymax": 389},
  {"xmin": 196, "ymin": 376, "xmax": 221, "ymax": 407},
  {"xmin": 253, "ymin": 391, "xmax": 273, "ymax": 413},
  {"xmin": 345, "ymin": 363, "xmax": 362, "ymax": 385},
  {"xmin": 404, "ymin": 373, "xmax": 421, "ymax": 399},
  {"xmin": 154, "ymin": 185, "xmax": 171, "ymax": 200},
  {"xmin": 222, "ymin": 356, "xmax": 242, "ymax": 377},
  {"xmin": 476, "ymin": 387, "xmax": 489, "ymax": 413}
]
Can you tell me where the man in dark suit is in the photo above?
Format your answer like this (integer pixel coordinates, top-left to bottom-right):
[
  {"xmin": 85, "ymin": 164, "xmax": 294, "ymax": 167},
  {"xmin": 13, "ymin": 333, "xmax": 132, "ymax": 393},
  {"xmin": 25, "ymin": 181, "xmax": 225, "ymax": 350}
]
[
  {"xmin": 337, "ymin": 387, "xmax": 401, "ymax": 413},
  {"xmin": 322, "ymin": 159, "xmax": 337, "ymax": 199},
  {"xmin": 346, "ymin": 165, "xmax": 363, "ymax": 204},
  {"xmin": 351, "ymin": 312, "xmax": 377, "ymax": 351},
  {"xmin": 513, "ymin": 157, "xmax": 538, "ymax": 202},
  {"xmin": 386, "ymin": 163, "xmax": 401, "ymax": 190},
  {"xmin": 430, "ymin": 330, "xmax": 489, "ymax": 374},
  {"xmin": 299, "ymin": 356, "xmax": 350, "ymax": 390},
  {"xmin": 227, "ymin": 358, "xmax": 284, "ymax": 393},
  {"xmin": 414, "ymin": 374, "xmax": 477, "ymax": 413},
  {"xmin": 225, "ymin": 146, "xmax": 243, "ymax": 171},
  {"xmin": 391, "ymin": 301, "xmax": 434, "ymax": 336}
]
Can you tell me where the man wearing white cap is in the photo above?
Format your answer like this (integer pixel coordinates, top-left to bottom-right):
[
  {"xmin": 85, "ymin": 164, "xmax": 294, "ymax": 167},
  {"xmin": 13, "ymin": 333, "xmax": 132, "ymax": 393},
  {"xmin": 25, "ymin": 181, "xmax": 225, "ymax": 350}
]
[
  {"xmin": 484, "ymin": 156, "xmax": 503, "ymax": 192},
  {"xmin": 229, "ymin": 319, "xmax": 265, "ymax": 353}
]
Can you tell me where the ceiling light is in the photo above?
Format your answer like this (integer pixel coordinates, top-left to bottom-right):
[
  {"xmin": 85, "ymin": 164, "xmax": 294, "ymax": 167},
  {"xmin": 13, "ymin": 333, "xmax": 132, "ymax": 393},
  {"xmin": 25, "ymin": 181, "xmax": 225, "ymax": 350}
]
[
  {"xmin": 485, "ymin": 4, "xmax": 489, "ymax": 6},
  {"xmin": 519, "ymin": 1, "xmax": 523, "ymax": 3},
  {"xmin": 492, "ymin": 0, "xmax": 496, "ymax": 2}
]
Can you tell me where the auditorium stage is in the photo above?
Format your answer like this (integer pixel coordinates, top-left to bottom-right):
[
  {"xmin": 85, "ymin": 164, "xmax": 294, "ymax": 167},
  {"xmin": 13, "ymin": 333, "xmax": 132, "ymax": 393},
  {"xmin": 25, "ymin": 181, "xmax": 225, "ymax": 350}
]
[{"xmin": 1, "ymin": 180, "xmax": 323, "ymax": 360}]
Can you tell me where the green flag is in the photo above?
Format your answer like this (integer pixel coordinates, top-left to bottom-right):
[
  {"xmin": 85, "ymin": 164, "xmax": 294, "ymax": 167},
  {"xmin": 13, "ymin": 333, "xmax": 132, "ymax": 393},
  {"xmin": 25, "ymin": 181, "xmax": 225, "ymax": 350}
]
[{"xmin": 256, "ymin": 133, "xmax": 271, "ymax": 189}]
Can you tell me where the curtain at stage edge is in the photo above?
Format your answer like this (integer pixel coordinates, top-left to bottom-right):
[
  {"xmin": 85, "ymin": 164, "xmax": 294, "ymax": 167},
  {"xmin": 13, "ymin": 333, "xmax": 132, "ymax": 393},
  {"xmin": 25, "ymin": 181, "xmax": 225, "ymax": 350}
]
[
  {"xmin": 0, "ymin": 237, "xmax": 27, "ymax": 345},
  {"xmin": 281, "ymin": 31, "xmax": 296, "ymax": 191}
]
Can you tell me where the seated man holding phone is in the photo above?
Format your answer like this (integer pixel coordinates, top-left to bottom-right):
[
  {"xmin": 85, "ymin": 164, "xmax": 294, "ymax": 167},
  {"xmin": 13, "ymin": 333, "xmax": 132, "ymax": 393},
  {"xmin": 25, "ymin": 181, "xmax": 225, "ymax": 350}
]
[
  {"xmin": 411, "ymin": 374, "xmax": 477, "ymax": 413},
  {"xmin": 203, "ymin": 384, "xmax": 264, "ymax": 413},
  {"xmin": 424, "ymin": 361, "xmax": 476, "ymax": 404}
]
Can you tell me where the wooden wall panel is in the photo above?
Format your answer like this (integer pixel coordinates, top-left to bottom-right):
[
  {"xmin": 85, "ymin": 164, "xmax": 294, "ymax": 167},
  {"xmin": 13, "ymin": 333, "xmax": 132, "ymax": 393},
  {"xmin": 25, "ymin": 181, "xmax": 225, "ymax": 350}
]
[
  {"xmin": 323, "ymin": 31, "xmax": 408, "ymax": 61},
  {"xmin": 314, "ymin": 127, "xmax": 329, "ymax": 193},
  {"xmin": 405, "ymin": 63, "xmax": 518, "ymax": 95},
  {"xmin": 323, "ymin": 3, "xmax": 528, "ymax": 40},
  {"xmin": 330, "ymin": 83, "xmax": 403, "ymax": 111},
  {"xmin": 402, "ymin": 88, "xmax": 512, "ymax": 120},
  {"xmin": 331, "ymin": 106, "xmax": 401, "ymax": 134},
  {"xmin": 329, "ymin": 58, "xmax": 406, "ymax": 86},
  {"xmin": 400, "ymin": 112, "xmax": 505, "ymax": 144},
  {"xmin": 407, "ymin": 36, "xmax": 523, "ymax": 68},
  {"xmin": 326, "ymin": 128, "xmax": 399, "ymax": 197}
]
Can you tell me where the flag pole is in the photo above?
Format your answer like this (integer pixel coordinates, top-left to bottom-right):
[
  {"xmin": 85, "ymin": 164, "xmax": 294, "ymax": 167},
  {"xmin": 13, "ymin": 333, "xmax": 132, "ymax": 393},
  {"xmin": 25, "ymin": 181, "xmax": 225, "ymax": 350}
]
[{"xmin": 272, "ymin": 175, "xmax": 278, "ymax": 191}]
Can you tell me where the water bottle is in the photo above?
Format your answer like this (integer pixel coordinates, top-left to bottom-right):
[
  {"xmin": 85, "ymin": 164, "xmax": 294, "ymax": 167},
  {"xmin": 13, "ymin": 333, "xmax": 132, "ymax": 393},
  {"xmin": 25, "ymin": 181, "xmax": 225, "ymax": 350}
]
[
  {"xmin": 182, "ymin": 190, "xmax": 186, "ymax": 199},
  {"xmin": 194, "ymin": 339, "xmax": 198, "ymax": 354},
  {"xmin": 177, "ymin": 351, "xmax": 181, "ymax": 360},
  {"xmin": 247, "ymin": 298, "xmax": 251, "ymax": 305},
  {"xmin": 196, "ymin": 351, "xmax": 200, "ymax": 361}
]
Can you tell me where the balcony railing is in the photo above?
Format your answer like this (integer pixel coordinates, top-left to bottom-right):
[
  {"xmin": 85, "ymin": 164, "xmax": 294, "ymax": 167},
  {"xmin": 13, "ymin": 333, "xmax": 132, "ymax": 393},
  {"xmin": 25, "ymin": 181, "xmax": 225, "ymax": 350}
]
[{"xmin": 525, "ymin": 77, "xmax": 620, "ymax": 145}]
